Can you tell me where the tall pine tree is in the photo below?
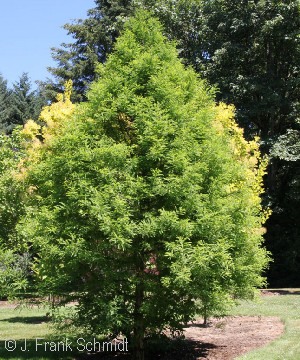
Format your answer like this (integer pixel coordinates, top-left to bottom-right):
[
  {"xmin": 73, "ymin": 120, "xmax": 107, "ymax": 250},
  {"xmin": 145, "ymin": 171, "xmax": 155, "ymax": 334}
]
[{"xmin": 11, "ymin": 73, "xmax": 45, "ymax": 128}]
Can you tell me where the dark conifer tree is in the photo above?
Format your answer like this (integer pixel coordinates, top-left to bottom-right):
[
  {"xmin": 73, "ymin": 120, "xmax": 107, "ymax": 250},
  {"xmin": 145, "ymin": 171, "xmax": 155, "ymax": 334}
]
[
  {"xmin": 0, "ymin": 74, "xmax": 13, "ymax": 133},
  {"xmin": 45, "ymin": 0, "xmax": 135, "ymax": 102}
]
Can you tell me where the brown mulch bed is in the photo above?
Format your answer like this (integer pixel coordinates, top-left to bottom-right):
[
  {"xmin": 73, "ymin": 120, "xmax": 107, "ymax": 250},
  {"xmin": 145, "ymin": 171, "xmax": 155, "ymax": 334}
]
[
  {"xmin": 77, "ymin": 315, "xmax": 283, "ymax": 360},
  {"xmin": 181, "ymin": 315, "xmax": 284, "ymax": 359}
]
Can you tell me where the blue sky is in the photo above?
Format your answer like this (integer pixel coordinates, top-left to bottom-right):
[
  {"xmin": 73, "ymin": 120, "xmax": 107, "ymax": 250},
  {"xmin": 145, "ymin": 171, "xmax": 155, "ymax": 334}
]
[{"xmin": 0, "ymin": 0, "xmax": 95, "ymax": 88}]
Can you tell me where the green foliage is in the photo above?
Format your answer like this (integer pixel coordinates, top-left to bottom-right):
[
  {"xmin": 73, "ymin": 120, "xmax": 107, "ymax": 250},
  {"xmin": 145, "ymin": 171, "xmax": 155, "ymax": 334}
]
[
  {"xmin": 196, "ymin": 0, "xmax": 300, "ymax": 139},
  {"xmin": 0, "ymin": 129, "xmax": 25, "ymax": 245},
  {"xmin": 140, "ymin": 0, "xmax": 205, "ymax": 71},
  {"xmin": 271, "ymin": 130, "xmax": 300, "ymax": 162},
  {"xmin": 21, "ymin": 12, "xmax": 269, "ymax": 359},
  {"xmin": 0, "ymin": 250, "xmax": 30, "ymax": 298},
  {"xmin": 46, "ymin": 0, "xmax": 300, "ymax": 285},
  {"xmin": 0, "ymin": 128, "xmax": 32, "ymax": 298}
]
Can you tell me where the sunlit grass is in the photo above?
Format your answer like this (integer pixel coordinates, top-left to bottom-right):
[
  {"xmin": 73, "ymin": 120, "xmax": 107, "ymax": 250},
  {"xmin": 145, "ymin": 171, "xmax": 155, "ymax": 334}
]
[
  {"xmin": 0, "ymin": 304, "xmax": 74, "ymax": 359},
  {"xmin": 233, "ymin": 290, "xmax": 300, "ymax": 360}
]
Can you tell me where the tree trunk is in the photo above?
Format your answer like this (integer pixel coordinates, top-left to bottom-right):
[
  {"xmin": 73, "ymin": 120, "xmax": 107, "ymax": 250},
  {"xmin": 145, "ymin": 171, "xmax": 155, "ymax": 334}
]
[
  {"xmin": 133, "ymin": 279, "xmax": 145, "ymax": 360},
  {"xmin": 203, "ymin": 304, "xmax": 208, "ymax": 326}
]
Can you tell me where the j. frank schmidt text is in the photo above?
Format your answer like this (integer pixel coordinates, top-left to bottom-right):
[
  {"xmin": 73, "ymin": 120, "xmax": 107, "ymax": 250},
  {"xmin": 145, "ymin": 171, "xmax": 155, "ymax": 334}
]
[{"xmin": 4, "ymin": 337, "xmax": 128, "ymax": 353}]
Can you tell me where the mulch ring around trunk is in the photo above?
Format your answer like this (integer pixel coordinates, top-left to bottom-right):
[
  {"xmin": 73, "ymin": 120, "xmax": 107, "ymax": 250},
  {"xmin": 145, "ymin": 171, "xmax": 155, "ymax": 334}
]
[{"xmin": 78, "ymin": 315, "xmax": 283, "ymax": 360}]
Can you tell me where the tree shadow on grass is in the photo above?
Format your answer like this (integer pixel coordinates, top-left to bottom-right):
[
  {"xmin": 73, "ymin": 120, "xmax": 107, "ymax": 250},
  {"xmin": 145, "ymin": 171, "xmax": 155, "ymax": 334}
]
[
  {"xmin": 77, "ymin": 338, "xmax": 218, "ymax": 360},
  {"xmin": 0, "ymin": 315, "xmax": 50, "ymax": 324}
]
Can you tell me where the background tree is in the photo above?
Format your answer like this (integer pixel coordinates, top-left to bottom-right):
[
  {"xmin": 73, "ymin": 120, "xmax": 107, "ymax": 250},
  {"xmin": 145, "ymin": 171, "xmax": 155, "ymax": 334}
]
[
  {"xmin": 0, "ymin": 73, "xmax": 46, "ymax": 134},
  {"xmin": 0, "ymin": 74, "xmax": 14, "ymax": 133},
  {"xmin": 20, "ymin": 12, "xmax": 269, "ymax": 360},
  {"xmin": 0, "ymin": 128, "xmax": 31, "ymax": 297},
  {"xmin": 44, "ymin": 0, "xmax": 135, "ymax": 102},
  {"xmin": 10, "ymin": 73, "xmax": 45, "ymax": 128},
  {"xmin": 195, "ymin": 0, "xmax": 300, "ymax": 286}
]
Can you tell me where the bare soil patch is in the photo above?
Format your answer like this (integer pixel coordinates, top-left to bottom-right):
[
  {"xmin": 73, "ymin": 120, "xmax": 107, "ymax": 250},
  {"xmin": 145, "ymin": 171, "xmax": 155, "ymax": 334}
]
[{"xmin": 0, "ymin": 300, "xmax": 20, "ymax": 308}]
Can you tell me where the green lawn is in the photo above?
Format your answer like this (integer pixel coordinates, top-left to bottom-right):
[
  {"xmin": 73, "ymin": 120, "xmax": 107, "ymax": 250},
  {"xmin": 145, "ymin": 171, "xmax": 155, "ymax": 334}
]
[
  {"xmin": 0, "ymin": 305, "xmax": 74, "ymax": 359},
  {"xmin": 233, "ymin": 290, "xmax": 300, "ymax": 360}
]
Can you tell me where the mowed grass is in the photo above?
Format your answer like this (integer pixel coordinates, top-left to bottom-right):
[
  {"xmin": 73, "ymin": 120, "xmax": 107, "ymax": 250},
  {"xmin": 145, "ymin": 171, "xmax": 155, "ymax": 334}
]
[
  {"xmin": 0, "ymin": 304, "xmax": 74, "ymax": 359},
  {"xmin": 233, "ymin": 289, "xmax": 300, "ymax": 360}
]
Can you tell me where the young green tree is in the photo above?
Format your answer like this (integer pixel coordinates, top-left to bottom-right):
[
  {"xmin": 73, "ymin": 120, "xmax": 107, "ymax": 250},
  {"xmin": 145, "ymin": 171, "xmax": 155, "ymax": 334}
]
[
  {"xmin": 45, "ymin": 0, "xmax": 300, "ymax": 285},
  {"xmin": 20, "ymin": 12, "xmax": 269, "ymax": 360}
]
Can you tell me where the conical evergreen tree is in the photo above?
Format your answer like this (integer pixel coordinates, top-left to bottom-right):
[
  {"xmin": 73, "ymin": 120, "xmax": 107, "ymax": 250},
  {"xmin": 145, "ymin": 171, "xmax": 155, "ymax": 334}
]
[
  {"xmin": 10, "ymin": 73, "xmax": 44, "ymax": 127},
  {"xmin": 21, "ymin": 12, "xmax": 269, "ymax": 360}
]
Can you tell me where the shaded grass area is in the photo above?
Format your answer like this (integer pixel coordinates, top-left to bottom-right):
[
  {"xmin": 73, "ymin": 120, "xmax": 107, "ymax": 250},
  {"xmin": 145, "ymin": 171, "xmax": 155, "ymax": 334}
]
[
  {"xmin": 233, "ymin": 290, "xmax": 300, "ymax": 360},
  {"xmin": 0, "ymin": 306, "xmax": 74, "ymax": 359}
]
